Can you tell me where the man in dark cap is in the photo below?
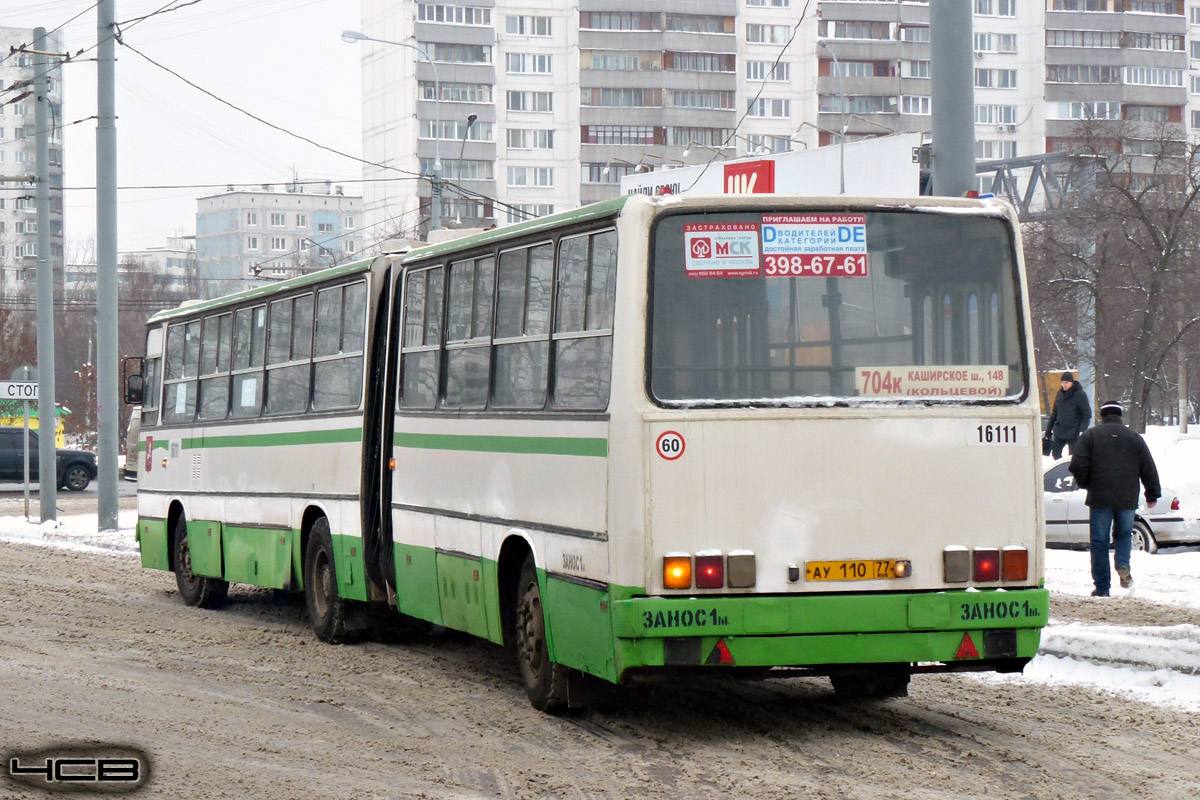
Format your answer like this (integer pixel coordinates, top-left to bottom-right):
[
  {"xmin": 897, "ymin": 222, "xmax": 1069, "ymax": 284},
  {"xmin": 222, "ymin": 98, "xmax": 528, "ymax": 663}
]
[
  {"xmin": 1069, "ymin": 401, "xmax": 1160, "ymax": 597},
  {"xmin": 1044, "ymin": 371, "xmax": 1092, "ymax": 459}
]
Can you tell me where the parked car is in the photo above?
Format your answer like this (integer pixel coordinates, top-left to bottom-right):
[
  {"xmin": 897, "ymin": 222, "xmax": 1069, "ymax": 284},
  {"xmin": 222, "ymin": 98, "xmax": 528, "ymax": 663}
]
[
  {"xmin": 0, "ymin": 428, "xmax": 98, "ymax": 491},
  {"xmin": 1043, "ymin": 457, "xmax": 1199, "ymax": 553},
  {"xmin": 123, "ymin": 407, "xmax": 141, "ymax": 481}
]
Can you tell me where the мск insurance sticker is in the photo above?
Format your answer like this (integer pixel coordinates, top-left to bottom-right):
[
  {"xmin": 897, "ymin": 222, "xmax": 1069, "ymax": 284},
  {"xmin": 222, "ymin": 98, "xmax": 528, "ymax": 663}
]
[
  {"xmin": 760, "ymin": 213, "xmax": 868, "ymax": 278},
  {"xmin": 683, "ymin": 222, "xmax": 761, "ymax": 278}
]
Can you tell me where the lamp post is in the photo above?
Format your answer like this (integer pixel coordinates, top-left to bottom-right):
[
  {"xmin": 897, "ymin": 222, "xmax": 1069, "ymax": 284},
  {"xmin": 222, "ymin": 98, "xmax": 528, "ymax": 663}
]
[
  {"xmin": 451, "ymin": 114, "xmax": 477, "ymax": 226},
  {"xmin": 818, "ymin": 40, "xmax": 847, "ymax": 194},
  {"xmin": 342, "ymin": 30, "xmax": 443, "ymax": 230}
]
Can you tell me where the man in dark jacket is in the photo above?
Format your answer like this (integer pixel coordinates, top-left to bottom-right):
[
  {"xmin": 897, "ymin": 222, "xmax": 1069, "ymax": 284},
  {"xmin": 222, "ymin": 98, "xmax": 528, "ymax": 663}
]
[
  {"xmin": 1045, "ymin": 372, "xmax": 1092, "ymax": 458},
  {"xmin": 1068, "ymin": 401, "xmax": 1160, "ymax": 597}
]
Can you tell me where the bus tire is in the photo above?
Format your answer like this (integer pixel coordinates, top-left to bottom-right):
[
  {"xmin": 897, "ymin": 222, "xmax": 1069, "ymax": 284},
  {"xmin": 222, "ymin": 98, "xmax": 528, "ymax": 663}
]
[
  {"xmin": 305, "ymin": 518, "xmax": 348, "ymax": 644},
  {"xmin": 173, "ymin": 515, "xmax": 228, "ymax": 608},
  {"xmin": 515, "ymin": 558, "xmax": 569, "ymax": 713},
  {"xmin": 829, "ymin": 666, "xmax": 910, "ymax": 699}
]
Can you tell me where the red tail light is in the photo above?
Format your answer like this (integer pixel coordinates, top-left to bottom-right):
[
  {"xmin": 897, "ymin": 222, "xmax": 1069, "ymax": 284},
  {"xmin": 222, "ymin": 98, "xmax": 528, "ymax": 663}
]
[
  {"xmin": 973, "ymin": 548, "xmax": 1000, "ymax": 582},
  {"xmin": 1171, "ymin": 497, "xmax": 1180, "ymax": 511},
  {"xmin": 695, "ymin": 553, "xmax": 724, "ymax": 589}
]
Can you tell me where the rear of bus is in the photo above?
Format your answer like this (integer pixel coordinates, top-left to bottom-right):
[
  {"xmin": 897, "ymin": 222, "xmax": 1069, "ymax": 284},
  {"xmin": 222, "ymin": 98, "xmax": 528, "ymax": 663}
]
[{"xmin": 606, "ymin": 195, "xmax": 1047, "ymax": 694}]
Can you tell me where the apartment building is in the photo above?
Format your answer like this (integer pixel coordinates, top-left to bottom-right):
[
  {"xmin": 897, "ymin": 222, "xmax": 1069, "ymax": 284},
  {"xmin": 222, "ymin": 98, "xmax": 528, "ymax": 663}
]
[
  {"xmin": 195, "ymin": 185, "xmax": 364, "ymax": 298},
  {"xmin": 357, "ymin": 0, "xmax": 1199, "ymax": 243},
  {"xmin": 0, "ymin": 27, "xmax": 66, "ymax": 303}
]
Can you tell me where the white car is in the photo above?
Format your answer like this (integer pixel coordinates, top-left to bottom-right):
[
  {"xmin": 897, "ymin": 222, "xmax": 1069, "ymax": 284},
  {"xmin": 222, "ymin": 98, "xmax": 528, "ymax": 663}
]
[{"xmin": 1043, "ymin": 457, "xmax": 1199, "ymax": 553}]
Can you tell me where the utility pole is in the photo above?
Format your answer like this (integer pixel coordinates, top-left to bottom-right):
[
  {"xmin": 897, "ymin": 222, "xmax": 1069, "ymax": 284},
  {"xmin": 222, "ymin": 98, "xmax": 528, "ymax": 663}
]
[
  {"xmin": 97, "ymin": 1, "xmax": 119, "ymax": 531},
  {"xmin": 32, "ymin": 27, "xmax": 57, "ymax": 522},
  {"xmin": 930, "ymin": 1, "xmax": 975, "ymax": 197}
]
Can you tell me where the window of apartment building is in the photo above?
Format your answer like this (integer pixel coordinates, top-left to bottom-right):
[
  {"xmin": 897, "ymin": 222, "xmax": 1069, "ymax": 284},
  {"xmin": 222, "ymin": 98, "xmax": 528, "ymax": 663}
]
[
  {"xmin": 246, "ymin": 211, "xmax": 259, "ymax": 227},
  {"xmin": 830, "ymin": 61, "xmax": 874, "ymax": 78},
  {"xmin": 975, "ymin": 104, "xmax": 1020, "ymax": 123},
  {"xmin": 506, "ymin": 53, "xmax": 553, "ymax": 73},
  {"xmin": 976, "ymin": 140, "xmax": 1017, "ymax": 160},
  {"xmin": 344, "ymin": 216, "xmax": 356, "ymax": 230},
  {"xmin": 589, "ymin": 53, "xmax": 640, "ymax": 70},
  {"xmin": 746, "ymin": 98, "xmax": 792, "ymax": 118},
  {"xmin": 1191, "ymin": 5, "xmax": 1200, "ymax": 23},
  {"xmin": 1130, "ymin": 1, "xmax": 1178, "ymax": 13},
  {"xmin": 975, "ymin": 32, "xmax": 1017, "ymax": 52},
  {"xmin": 13, "ymin": 104, "xmax": 28, "ymax": 116},
  {"xmin": 975, "ymin": 0, "xmax": 1015, "ymax": 15},
  {"xmin": 420, "ymin": 81, "xmax": 493, "ymax": 103},
  {"xmin": 746, "ymin": 60, "xmax": 790, "ymax": 81},
  {"xmin": 580, "ymin": 88, "xmax": 663, "ymax": 106},
  {"xmin": 318, "ymin": 223, "xmax": 334, "ymax": 233},
  {"xmin": 506, "ymin": 15, "xmax": 552, "ymax": 36},
  {"xmin": 975, "ymin": 68, "xmax": 1018, "ymax": 88},
  {"xmin": 820, "ymin": 95, "xmax": 894, "ymax": 114},
  {"xmin": 14, "ymin": 151, "xmax": 27, "ymax": 164},
  {"xmin": 1051, "ymin": 100, "xmax": 1120, "ymax": 119},
  {"xmin": 901, "ymin": 60, "xmax": 931, "ymax": 78},
  {"xmin": 667, "ymin": 14, "xmax": 731, "ymax": 33},
  {"xmin": 506, "ymin": 204, "xmax": 554, "ymax": 224},
  {"xmin": 1125, "ymin": 105, "xmax": 1172, "ymax": 121},
  {"xmin": 1192, "ymin": 40, "xmax": 1200, "ymax": 58},
  {"xmin": 1127, "ymin": 32, "xmax": 1184, "ymax": 51},
  {"xmin": 901, "ymin": 26, "xmax": 931, "ymax": 43},
  {"xmin": 668, "ymin": 90, "xmax": 735, "ymax": 109},
  {"xmin": 296, "ymin": 214, "xmax": 307, "ymax": 228},
  {"xmin": 669, "ymin": 127, "xmax": 734, "ymax": 147},
  {"xmin": 743, "ymin": 134, "xmax": 793, "ymax": 154},
  {"xmin": 346, "ymin": 241, "xmax": 356, "ymax": 254},
  {"xmin": 506, "ymin": 167, "xmax": 554, "ymax": 187},
  {"xmin": 422, "ymin": 158, "xmax": 494, "ymax": 180},
  {"xmin": 826, "ymin": 21, "xmax": 892, "ymax": 40},
  {"xmin": 430, "ymin": 43, "xmax": 492, "ymax": 63},
  {"xmin": 746, "ymin": 24, "xmax": 791, "ymax": 44},
  {"xmin": 1046, "ymin": 64, "xmax": 1121, "ymax": 83},
  {"xmin": 901, "ymin": 95, "xmax": 931, "ymax": 115},
  {"xmin": 1124, "ymin": 66, "xmax": 1184, "ymax": 86},
  {"xmin": 579, "ymin": 12, "xmax": 657, "ymax": 30},
  {"xmin": 270, "ymin": 212, "xmax": 286, "ymax": 227},
  {"xmin": 247, "ymin": 236, "xmax": 260, "ymax": 250},
  {"xmin": 418, "ymin": 4, "xmax": 491, "ymax": 25},
  {"xmin": 1192, "ymin": 75, "xmax": 1200, "ymax": 93},
  {"xmin": 422, "ymin": 119, "xmax": 494, "ymax": 140},
  {"xmin": 581, "ymin": 162, "xmax": 637, "ymax": 184},
  {"xmin": 1050, "ymin": 0, "xmax": 1114, "ymax": 9},
  {"xmin": 1046, "ymin": 30, "xmax": 1120, "ymax": 48},
  {"xmin": 270, "ymin": 237, "xmax": 288, "ymax": 251},
  {"xmin": 506, "ymin": 129, "xmax": 555, "ymax": 149},
  {"xmin": 1192, "ymin": 110, "xmax": 1200, "ymax": 128},
  {"xmin": 747, "ymin": 0, "xmax": 789, "ymax": 6},
  {"xmin": 506, "ymin": 90, "xmax": 553, "ymax": 112},
  {"xmin": 666, "ymin": 52, "xmax": 736, "ymax": 72},
  {"xmin": 583, "ymin": 125, "xmax": 658, "ymax": 144}
]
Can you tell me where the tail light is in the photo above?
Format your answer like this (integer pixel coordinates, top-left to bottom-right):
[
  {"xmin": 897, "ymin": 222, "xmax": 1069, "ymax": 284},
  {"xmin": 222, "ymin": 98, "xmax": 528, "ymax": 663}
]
[
  {"xmin": 663, "ymin": 554, "xmax": 692, "ymax": 590},
  {"xmin": 973, "ymin": 548, "xmax": 1000, "ymax": 582},
  {"xmin": 1171, "ymin": 497, "xmax": 1180, "ymax": 511},
  {"xmin": 944, "ymin": 547, "xmax": 970, "ymax": 582},
  {"xmin": 695, "ymin": 552, "xmax": 724, "ymax": 589},
  {"xmin": 1002, "ymin": 546, "xmax": 1028, "ymax": 582}
]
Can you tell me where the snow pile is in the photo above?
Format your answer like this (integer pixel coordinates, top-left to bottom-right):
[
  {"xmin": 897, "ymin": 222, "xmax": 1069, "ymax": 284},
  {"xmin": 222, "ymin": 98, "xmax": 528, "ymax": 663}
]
[
  {"xmin": 0, "ymin": 510, "xmax": 138, "ymax": 556},
  {"xmin": 1045, "ymin": 547, "xmax": 1200, "ymax": 606}
]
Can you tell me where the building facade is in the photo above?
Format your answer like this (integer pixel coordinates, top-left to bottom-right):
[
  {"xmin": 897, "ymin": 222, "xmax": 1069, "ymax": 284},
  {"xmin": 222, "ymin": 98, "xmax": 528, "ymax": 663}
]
[
  {"xmin": 0, "ymin": 27, "xmax": 66, "ymax": 304},
  {"xmin": 64, "ymin": 236, "xmax": 197, "ymax": 304},
  {"xmin": 195, "ymin": 185, "xmax": 364, "ymax": 298},
  {"xmin": 358, "ymin": 0, "xmax": 1198, "ymax": 242}
]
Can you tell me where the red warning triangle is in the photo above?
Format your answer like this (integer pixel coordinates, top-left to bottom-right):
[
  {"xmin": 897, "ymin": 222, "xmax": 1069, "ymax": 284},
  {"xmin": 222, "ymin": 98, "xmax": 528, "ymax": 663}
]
[
  {"xmin": 706, "ymin": 639, "xmax": 736, "ymax": 665},
  {"xmin": 954, "ymin": 633, "xmax": 980, "ymax": 660}
]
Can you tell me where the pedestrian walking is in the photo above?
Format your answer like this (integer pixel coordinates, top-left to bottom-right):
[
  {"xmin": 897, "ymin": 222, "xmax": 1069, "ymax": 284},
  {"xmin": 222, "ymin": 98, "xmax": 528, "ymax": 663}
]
[
  {"xmin": 1044, "ymin": 372, "xmax": 1092, "ymax": 459},
  {"xmin": 1068, "ymin": 401, "xmax": 1160, "ymax": 597}
]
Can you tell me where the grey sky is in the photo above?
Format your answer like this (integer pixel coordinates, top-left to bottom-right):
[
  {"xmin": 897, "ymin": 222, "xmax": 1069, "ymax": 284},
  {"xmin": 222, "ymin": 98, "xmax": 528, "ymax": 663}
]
[{"xmin": 4, "ymin": 0, "xmax": 363, "ymax": 252}]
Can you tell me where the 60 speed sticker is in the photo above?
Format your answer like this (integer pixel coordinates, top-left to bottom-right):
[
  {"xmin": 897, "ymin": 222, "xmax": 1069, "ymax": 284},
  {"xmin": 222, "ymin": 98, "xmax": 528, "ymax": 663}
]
[{"xmin": 656, "ymin": 431, "xmax": 685, "ymax": 460}]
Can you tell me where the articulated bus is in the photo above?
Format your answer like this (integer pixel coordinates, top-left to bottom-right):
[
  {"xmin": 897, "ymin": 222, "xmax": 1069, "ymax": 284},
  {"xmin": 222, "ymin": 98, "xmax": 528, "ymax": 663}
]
[{"xmin": 131, "ymin": 194, "xmax": 1049, "ymax": 711}]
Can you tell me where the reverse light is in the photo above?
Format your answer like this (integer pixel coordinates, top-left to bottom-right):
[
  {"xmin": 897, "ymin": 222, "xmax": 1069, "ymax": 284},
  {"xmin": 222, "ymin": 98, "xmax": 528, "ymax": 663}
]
[
  {"xmin": 727, "ymin": 550, "xmax": 757, "ymax": 588},
  {"xmin": 943, "ymin": 547, "xmax": 970, "ymax": 583},
  {"xmin": 695, "ymin": 551, "xmax": 724, "ymax": 589},
  {"xmin": 973, "ymin": 548, "xmax": 1000, "ymax": 582},
  {"xmin": 1002, "ymin": 547, "xmax": 1029, "ymax": 582},
  {"xmin": 663, "ymin": 554, "xmax": 692, "ymax": 590}
]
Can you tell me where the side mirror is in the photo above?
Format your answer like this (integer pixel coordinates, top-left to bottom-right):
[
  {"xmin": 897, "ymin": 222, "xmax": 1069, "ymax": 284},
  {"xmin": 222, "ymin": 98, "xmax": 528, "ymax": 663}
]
[{"xmin": 125, "ymin": 374, "xmax": 144, "ymax": 405}]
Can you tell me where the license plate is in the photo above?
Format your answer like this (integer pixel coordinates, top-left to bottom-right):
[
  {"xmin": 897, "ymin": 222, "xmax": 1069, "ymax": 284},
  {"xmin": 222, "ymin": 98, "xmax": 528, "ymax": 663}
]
[{"xmin": 805, "ymin": 559, "xmax": 901, "ymax": 581}]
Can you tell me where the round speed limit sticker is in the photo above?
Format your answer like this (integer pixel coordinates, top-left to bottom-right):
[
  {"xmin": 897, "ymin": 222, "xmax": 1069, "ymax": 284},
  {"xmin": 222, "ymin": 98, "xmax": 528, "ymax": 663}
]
[{"xmin": 655, "ymin": 431, "xmax": 685, "ymax": 461}]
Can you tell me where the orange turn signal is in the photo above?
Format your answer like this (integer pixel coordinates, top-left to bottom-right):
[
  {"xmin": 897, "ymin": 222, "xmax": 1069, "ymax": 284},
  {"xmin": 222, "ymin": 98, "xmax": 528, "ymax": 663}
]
[
  {"xmin": 1002, "ymin": 547, "xmax": 1028, "ymax": 581},
  {"xmin": 663, "ymin": 554, "xmax": 692, "ymax": 590}
]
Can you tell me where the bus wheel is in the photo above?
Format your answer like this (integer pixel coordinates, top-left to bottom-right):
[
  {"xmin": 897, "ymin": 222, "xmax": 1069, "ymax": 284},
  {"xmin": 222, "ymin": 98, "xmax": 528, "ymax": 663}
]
[
  {"xmin": 304, "ymin": 518, "xmax": 348, "ymax": 643},
  {"xmin": 829, "ymin": 666, "xmax": 910, "ymax": 699},
  {"xmin": 515, "ymin": 558, "xmax": 569, "ymax": 712},
  {"xmin": 173, "ymin": 515, "xmax": 228, "ymax": 608}
]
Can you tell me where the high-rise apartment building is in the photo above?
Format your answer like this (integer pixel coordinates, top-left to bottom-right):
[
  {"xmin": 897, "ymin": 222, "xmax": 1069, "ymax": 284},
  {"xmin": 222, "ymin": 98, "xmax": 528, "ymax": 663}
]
[
  {"xmin": 0, "ymin": 27, "xmax": 66, "ymax": 303},
  {"xmin": 195, "ymin": 184, "xmax": 364, "ymax": 297},
  {"xmin": 357, "ymin": 1, "xmax": 1197, "ymax": 244}
]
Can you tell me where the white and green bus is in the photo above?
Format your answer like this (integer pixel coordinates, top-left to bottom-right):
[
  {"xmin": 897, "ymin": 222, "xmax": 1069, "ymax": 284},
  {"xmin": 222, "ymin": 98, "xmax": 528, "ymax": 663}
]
[{"xmin": 132, "ymin": 193, "xmax": 1049, "ymax": 711}]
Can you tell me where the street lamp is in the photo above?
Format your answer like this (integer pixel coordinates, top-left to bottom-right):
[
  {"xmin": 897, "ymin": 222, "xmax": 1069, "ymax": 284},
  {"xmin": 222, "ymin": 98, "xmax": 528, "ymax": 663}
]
[
  {"xmin": 818, "ymin": 40, "xmax": 847, "ymax": 194},
  {"xmin": 451, "ymin": 113, "xmax": 477, "ymax": 226},
  {"xmin": 342, "ymin": 29, "xmax": 444, "ymax": 230}
]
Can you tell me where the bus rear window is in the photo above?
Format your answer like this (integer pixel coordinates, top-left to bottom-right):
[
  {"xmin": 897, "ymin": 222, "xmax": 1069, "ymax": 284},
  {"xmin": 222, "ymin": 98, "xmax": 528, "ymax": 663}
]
[{"xmin": 649, "ymin": 210, "xmax": 1026, "ymax": 404}]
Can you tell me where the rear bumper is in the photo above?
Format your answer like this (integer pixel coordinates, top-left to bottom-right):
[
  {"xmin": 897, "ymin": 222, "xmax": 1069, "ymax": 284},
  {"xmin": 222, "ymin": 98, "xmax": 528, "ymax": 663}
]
[{"xmin": 610, "ymin": 587, "xmax": 1048, "ymax": 676}]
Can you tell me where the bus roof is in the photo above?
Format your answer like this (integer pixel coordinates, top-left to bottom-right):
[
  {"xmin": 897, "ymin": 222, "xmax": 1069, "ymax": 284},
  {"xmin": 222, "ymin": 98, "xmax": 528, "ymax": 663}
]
[{"xmin": 147, "ymin": 257, "xmax": 376, "ymax": 324}]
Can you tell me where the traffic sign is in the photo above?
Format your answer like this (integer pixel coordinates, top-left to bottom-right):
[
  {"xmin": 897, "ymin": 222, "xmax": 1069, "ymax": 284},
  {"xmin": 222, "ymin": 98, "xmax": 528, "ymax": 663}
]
[{"xmin": 0, "ymin": 381, "xmax": 38, "ymax": 401}]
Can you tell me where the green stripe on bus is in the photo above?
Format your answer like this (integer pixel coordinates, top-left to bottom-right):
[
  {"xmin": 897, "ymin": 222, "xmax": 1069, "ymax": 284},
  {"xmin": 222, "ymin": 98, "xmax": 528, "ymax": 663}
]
[
  {"xmin": 175, "ymin": 429, "xmax": 363, "ymax": 449},
  {"xmin": 393, "ymin": 432, "xmax": 608, "ymax": 458}
]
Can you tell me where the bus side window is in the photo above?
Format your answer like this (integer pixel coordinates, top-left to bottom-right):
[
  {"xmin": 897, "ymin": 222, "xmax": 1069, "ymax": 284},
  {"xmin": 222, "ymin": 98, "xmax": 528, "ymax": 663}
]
[
  {"xmin": 552, "ymin": 229, "xmax": 616, "ymax": 410},
  {"xmin": 443, "ymin": 256, "xmax": 494, "ymax": 409},
  {"xmin": 493, "ymin": 243, "xmax": 552, "ymax": 408},
  {"xmin": 400, "ymin": 267, "xmax": 444, "ymax": 409},
  {"xmin": 313, "ymin": 281, "xmax": 366, "ymax": 411},
  {"xmin": 230, "ymin": 306, "xmax": 265, "ymax": 418},
  {"xmin": 163, "ymin": 321, "xmax": 199, "ymax": 424},
  {"xmin": 197, "ymin": 313, "xmax": 232, "ymax": 421},
  {"xmin": 266, "ymin": 294, "xmax": 314, "ymax": 415}
]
